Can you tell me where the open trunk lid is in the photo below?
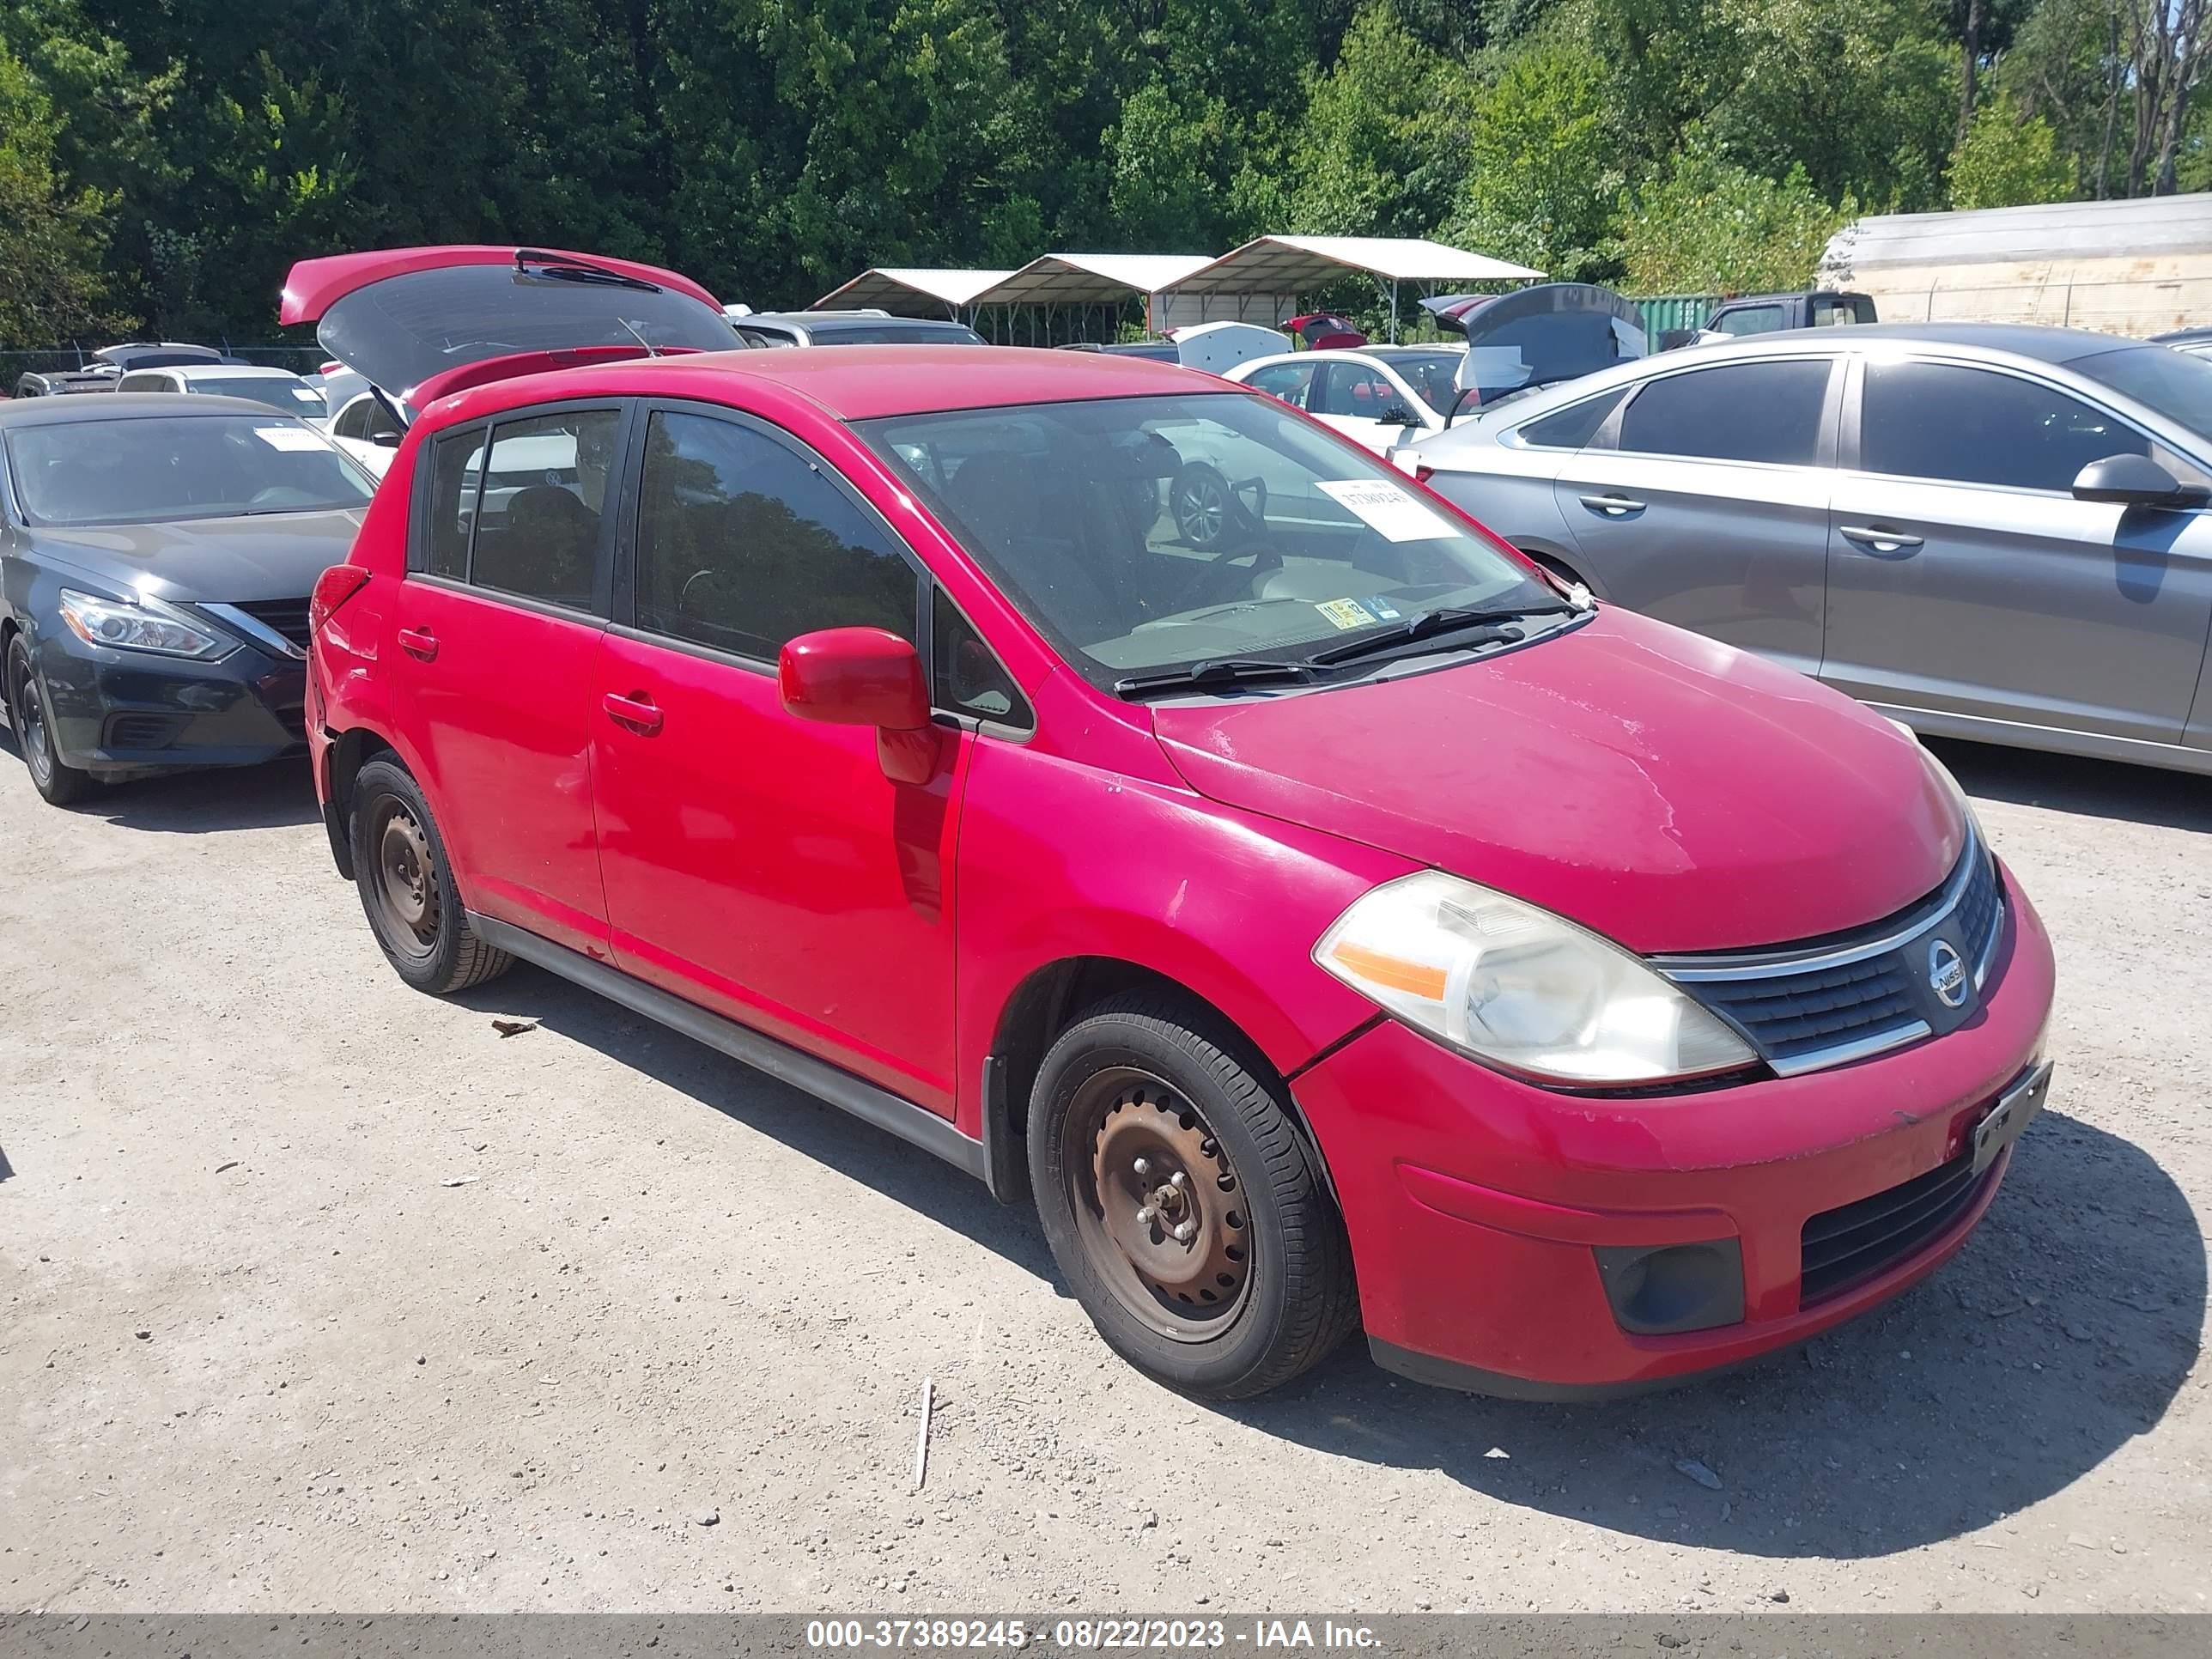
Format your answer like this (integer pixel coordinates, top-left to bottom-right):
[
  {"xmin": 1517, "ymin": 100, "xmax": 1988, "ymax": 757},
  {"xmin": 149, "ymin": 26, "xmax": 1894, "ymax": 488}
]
[{"xmin": 279, "ymin": 246, "xmax": 740, "ymax": 410}]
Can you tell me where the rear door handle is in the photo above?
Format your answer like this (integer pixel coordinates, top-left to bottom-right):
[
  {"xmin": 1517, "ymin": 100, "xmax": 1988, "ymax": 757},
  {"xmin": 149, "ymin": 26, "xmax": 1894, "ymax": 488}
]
[
  {"xmin": 1839, "ymin": 525, "xmax": 1924, "ymax": 556},
  {"xmin": 602, "ymin": 690, "xmax": 663, "ymax": 735},
  {"xmin": 397, "ymin": 627, "xmax": 439, "ymax": 660},
  {"xmin": 1578, "ymin": 494, "xmax": 1645, "ymax": 516}
]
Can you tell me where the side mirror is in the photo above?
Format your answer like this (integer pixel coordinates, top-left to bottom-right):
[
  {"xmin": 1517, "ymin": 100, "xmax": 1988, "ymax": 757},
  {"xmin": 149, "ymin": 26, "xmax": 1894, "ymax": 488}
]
[
  {"xmin": 777, "ymin": 627, "xmax": 939, "ymax": 784},
  {"xmin": 2070, "ymin": 453, "xmax": 2210, "ymax": 509}
]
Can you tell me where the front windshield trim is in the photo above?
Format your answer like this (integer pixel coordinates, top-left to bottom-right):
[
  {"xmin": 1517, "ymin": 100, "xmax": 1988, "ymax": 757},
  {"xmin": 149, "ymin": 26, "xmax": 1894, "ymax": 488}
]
[{"xmin": 852, "ymin": 389, "xmax": 1563, "ymax": 693}]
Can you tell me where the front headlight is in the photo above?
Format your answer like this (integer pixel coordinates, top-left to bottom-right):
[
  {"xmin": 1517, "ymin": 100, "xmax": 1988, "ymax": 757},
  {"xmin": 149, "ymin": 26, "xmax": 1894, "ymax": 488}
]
[
  {"xmin": 1314, "ymin": 871, "xmax": 1756, "ymax": 1085},
  {"xmin": 57, "ymin": 588, "xmax": 232, "ymax": 661}
]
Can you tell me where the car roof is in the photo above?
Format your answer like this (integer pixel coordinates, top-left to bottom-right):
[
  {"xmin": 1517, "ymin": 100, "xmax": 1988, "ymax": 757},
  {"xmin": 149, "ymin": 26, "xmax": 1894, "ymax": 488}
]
[
  {"xmin": 1684, "ymin": 319, "xmax": 2142, "ymax": 363},
  {"xmin": 0, "ymin": 392, "xmax": 316, "ymax": 428},
  {"xmin": 121, "ymin": 363, "xmax": 308, "ymax": 383},
  {"xmin": 441, "ymin": 344, "xmax": 1228, "ymax": 423}
]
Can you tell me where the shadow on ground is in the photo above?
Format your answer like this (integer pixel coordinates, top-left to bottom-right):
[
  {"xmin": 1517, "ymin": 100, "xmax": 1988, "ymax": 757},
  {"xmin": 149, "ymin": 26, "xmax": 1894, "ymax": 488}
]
[
  {"xmin": 457, "ymin": 962, "xmax": 2202, "ymax": 1563},
  {"xmin": 1930, "ymin": 735, "xmax": 2212, "ymax": 834},
  {"xmin": 0, "ymin": 738, "xmax": 320, "ymax": 833}
]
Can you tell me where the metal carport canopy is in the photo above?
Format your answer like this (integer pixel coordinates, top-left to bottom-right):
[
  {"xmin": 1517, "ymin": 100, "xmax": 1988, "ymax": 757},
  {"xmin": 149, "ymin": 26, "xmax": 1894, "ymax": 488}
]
[
  {"xmin": 1168, "ymin": 235, "xmax": 1543, "ymax": 295},
  {"xmin": 809, "ymin": 267, "xmax": 1015, "ymax": 313},
  {"xmin": 971, "ymin": 252, "xmax": 1217, "ymax": 306}
]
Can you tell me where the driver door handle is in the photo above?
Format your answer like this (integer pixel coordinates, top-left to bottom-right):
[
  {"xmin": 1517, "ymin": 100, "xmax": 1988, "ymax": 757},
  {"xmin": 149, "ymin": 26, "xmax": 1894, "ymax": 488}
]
[
  {"xmin": 1578, "ymin": 494, "xmax": 1645, "ymax": 516},
  {"xmin": 397, "ymin": 627, "xmax": 439, "ymax": 661},
  {"xmin": 602, "ymin": 690, "xmax": 663, "ymax": 735},
  {"xmin": 1839, "ymin": 524, "xmax": 1924, "ymax": 555}
]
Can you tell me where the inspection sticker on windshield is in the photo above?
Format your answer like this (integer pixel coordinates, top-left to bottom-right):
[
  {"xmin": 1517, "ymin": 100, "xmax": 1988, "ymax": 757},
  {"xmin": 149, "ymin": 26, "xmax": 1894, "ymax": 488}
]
[
  {"xmin": 1316, "ymin": 478, "xmax": 1455, "ymax": 543},
  {"xmin": 253, "ymin": 426, "xmax": 330, "ymax": 452},
  {"xmin": 1315, "ymin": 598, "xmax": 1377, "ymax": 630}
]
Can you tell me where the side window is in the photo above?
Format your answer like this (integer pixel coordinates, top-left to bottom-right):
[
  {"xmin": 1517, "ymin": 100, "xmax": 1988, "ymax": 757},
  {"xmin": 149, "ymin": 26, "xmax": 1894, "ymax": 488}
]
[
  {"xmin": 1861, "ymin": 362, "xmax": 2148, "ymax": 492},
  {"xmin": 467, "ymin": 410, "xmax": 620, "ymax": 607},
  {"xmin": 1311, "ymin": 362, "xmax": 1396, "ymax": 417},
  {"xmin": 738, "ymin": 326, "xmax": 796, "ymax": 349},
  {"xmin": 1516, "ymin": 386, "xmax": 1631, "ymax": 451},
  {"xmin": 1243, "ymin": 362, "xmax": 1316, "ymax": 409},
  {"xmin": 1812, "ymin": 296, "xmax": 1869, "ymax": 328},
  {"xmin": 633, "ymin": 409, "xmax": 920, "ymax": 659},
  {"xmin": 420, "ymin": 428, "xmax": 482, "ymax": 579},
  {"xmin": 118, "ymin": 373, "xmax": 174, "ymax": 393},
  {"xmin": 1711, "ymin": 305, "xmax": 1784, "ymax": 337},
  {"xmin": 1617, "ymin": 360, "xmax": 1832, "ymax": 465},
  {"xmin": 933, "ymin": 586, "xmax": 1031, "ymax": 728}
]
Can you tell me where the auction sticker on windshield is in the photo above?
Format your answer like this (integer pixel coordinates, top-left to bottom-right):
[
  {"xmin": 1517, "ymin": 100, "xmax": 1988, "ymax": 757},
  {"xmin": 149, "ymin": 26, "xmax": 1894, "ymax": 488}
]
[
  {"xmin": 253, "ymin": 426, "xmax": 332, "ymax": 451},
  {"xmin": 1316, "ymin": 478, "xmax": 1456, "ymax": 543}
]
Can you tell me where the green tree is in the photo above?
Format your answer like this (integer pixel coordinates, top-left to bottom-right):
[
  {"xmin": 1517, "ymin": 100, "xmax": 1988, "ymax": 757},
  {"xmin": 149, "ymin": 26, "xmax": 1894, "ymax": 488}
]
[
  {"xmin": 0, "ymin": 41, "xmax": 117, "ymax": 344},
  {"xmin": 1438, "ymin": 33, "xmax": 1622, "ymax": 281},
  {"xmin": 1948, "ymin": 88, "xmax": 2075, "ymax": 207},
  {"xmin": 1287, "ymin": 2, "xmax": 1463, "ymax": 236},
  {"xmin": 1613, "ymin": 149, "xmax": 1855, "ymax": 293}
]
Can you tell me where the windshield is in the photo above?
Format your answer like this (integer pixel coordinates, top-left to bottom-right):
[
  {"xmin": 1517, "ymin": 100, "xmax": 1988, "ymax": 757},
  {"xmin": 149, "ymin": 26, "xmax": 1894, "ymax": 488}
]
[
  {"xmin": 813, "ymin": 320, "xmax": 986, "ymax": 345},
  {"xmin": 856, "ymin": 392, "xmax": 1559, "ymax": 689},
  {"xmin": 7, "ymin": 416, "xmax": 374, "ymax": 526},
  {"xmin": 2068, "ymin": 343, "xmax": 2212, "ymax": 439},
  {"xmin": 193, "ymin": 376, "xmax": 330, "ymax": 418},
  {"xmin": 1372, "ymin": 351, "xmax": 1462, "ymax": 416}
]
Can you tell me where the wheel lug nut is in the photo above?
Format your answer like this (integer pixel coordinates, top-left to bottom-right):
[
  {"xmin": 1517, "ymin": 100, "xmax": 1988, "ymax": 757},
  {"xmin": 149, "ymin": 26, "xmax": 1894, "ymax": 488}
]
[
  {"xmin": 1136, "ymin": 1206, "xmax": 1157, "ymax": 1224},
  {"xmin": 1133, "ymin": 1158, "xmax": 1152, "ymax": 1177},
  {"xmin": 1170, "ymin": 1170, "xmax": 1189, "ymax": 1190},
  {"xmin": 1173, "ymin": 1220, "xmax": 1197, "ymax": 1243}
]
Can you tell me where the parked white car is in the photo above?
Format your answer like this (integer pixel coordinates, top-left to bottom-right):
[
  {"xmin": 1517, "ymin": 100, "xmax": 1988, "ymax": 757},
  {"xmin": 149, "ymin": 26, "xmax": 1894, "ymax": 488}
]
[
  {"xmin": 1224, "ymin": 347, "xmax": 1465, "ymax": 453},
  {"xmin": 325, "ymin": 390, "xmax": 405, "ymax": 477},
  {"xmin": 113, "ymin": 362, "xmax": 331, "ymax": 421}
]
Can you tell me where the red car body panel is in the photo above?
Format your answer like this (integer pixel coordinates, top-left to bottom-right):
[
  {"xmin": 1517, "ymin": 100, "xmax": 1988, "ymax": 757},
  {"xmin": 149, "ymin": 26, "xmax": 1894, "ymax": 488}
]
[
  {"xmin": 278, "ymin": 246, "xmax": 722, "ymax": 326},
  {"xmin": 1297, "ymin": 878, "xmax": 2052, "ymax": 1389},
  {"xmin": 307, "ymin": 317, "xmax": 2056, "ymax": 1396},
  {"xmin": 1153, "ymin": 606, "xmax": 1964, "ymax": 952}
]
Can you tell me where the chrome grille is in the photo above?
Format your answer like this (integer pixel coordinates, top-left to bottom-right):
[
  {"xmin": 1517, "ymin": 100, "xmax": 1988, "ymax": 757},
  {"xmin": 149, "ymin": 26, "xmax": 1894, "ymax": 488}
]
[{"xmin": 1654, "ymin": 829, "xmax": 2005, "ymax": 1077}]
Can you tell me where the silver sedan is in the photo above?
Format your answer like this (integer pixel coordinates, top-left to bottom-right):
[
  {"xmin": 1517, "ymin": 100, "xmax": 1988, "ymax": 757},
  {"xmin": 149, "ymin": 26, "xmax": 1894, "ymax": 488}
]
[{"xmin": 1398, "ymin": 323, "xmax": 2212, "ymax": 775}]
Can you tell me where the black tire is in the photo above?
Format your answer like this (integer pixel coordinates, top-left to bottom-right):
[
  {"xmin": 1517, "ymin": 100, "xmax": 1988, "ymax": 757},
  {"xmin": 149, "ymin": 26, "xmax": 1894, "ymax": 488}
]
[
  {"xmin": 5, "ymin": 635, "xmax": 95, "ymax": 806},
  {"xmin": 1169, "ymin": 462, "xmax": 1233, "ymax": 550},
  {"xmin": 349, "ymin": 757, "xmax": 511, "ymax": 994},
  {"xmin": 1027, "ymin": 991, "xmax": 1359, "ymax": 1399}
]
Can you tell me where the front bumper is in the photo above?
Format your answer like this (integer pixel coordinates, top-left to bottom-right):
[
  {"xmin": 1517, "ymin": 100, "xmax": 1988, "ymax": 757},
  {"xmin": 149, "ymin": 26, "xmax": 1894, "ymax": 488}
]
[
  {"xmin": 1292, "ymin": 863, "xmax": 2057, "ymax": 1397},
  {"xmin": 31, "ymin": 625, "xmax": 306, "ymax": 777}
]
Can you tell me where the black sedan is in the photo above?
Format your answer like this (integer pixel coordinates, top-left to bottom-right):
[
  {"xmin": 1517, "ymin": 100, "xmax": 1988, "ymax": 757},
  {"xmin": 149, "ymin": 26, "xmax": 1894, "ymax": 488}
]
[{"xmin": 1, "ymin": 395, "xmax": 374, "ymax": 804}]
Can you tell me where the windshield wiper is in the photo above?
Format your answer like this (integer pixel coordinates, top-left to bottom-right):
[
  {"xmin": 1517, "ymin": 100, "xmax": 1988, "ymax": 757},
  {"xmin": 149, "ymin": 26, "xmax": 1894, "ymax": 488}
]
[
  {"xmin": 1304, "ymin": 601, "xmax": 1580, "ymax": 668},
  {"xmin": 1114, "ymin": 658, "xmax": 1316, "ymax": 698},
  {"xmin": 514, "ymin": 249, "xmax": 659, "ymax": 293}
]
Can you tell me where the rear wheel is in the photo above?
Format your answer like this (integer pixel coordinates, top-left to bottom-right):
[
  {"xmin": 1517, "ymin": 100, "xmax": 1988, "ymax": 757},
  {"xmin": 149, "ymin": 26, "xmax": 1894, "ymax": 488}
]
[
  {"xmin": 1028, "ymin": 992, "xmax": 1359, "ymax": 1399},
  {"xmin": 5, "ymin": 635, "xmax": 94, "ymax": 805},
  {"xmin": 350, "ymin": 757, "xmax": 510, "ymax": 994}
]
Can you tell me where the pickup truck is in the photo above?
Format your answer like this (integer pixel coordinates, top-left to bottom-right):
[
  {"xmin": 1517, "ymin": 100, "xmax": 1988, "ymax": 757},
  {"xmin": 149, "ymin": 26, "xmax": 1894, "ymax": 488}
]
[{"xmin": 1657, "ymin": 289, "xmax": 1877, "ymax": 349}]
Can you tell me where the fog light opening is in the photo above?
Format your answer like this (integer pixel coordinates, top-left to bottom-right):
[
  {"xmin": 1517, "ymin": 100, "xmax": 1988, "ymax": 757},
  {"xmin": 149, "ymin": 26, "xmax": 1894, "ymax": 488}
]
[{"xmin": 1592, "ymin": 1238, "xmax": 1745, "ymax": 1336}]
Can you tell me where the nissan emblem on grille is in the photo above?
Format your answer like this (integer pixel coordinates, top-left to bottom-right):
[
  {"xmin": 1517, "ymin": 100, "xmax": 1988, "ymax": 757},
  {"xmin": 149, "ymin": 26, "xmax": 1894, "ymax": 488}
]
[{"xmin": 1928, "ymin": 938, "xmax": 1968, "ymax": 1008}]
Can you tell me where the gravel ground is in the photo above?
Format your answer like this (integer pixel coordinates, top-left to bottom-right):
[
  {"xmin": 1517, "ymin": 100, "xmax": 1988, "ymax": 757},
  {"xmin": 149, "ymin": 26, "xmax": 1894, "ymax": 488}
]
[{"xmin": 0, "ymin": 731, "xmax": 2205, "ymax": 1614}]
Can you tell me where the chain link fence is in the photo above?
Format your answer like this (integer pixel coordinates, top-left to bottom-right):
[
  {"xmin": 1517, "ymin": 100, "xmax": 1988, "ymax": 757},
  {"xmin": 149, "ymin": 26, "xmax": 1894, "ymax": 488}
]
[{"xmin": 1, "ymin": 344, "xmax": 328, "ymax": 382}]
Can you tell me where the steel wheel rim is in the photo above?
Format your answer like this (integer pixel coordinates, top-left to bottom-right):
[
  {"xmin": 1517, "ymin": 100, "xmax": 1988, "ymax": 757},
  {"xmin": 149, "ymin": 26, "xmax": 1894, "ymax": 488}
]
[
  {"xmin": 369, "ymin": 796, "xmax": 440, "ymax": 956},
  {"xmin": 1061, "ymin": 1066, "xmax": 1253, "ymax": 1342},
  {"xmin": 1175, "ymin": 475, "xmax": 1227, "ymax": 546},
  {"xmin": 10, "ymin": 657, "xmax": 53, "ymax": 785}
]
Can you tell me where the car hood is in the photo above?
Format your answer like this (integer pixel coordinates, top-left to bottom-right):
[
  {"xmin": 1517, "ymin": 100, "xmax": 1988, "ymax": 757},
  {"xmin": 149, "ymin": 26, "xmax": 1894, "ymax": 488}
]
[
  {"xmin": 1150, "ymin": 608, "xmax": 1964, "ymax": 954},
  {"xmin": 28, "ymin": 510, "xmax": 367, "ymax": 604}
]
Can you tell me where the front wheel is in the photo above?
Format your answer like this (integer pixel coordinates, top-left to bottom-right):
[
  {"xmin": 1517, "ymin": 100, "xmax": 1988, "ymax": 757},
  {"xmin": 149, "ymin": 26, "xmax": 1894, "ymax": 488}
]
[
  {"xmin": 350, "ymin": 757, "xmax": 511, "ymax": 994},
  {"xmin": 1169, "ymin": 463, "xmax": 1234, "ymax": 549},
  {"xmin": 1028, "ymin": 992, "xmax": 1359, "ymax": 1399},
  {"xmin": 5, "ymin": 635, "xmax": 94, "ymax": 805}
]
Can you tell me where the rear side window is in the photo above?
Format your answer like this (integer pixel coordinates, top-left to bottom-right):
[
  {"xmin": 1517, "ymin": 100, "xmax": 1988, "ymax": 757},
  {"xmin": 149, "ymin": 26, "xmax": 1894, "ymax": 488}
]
[
  {"xmin": 1618, "ymin": 361, "xmax": 1830, "ymax": 465},
  {"xmin": 416, "ymin": 407, "xmax": 620, "ymax": 603},
  {"xmin": 1516, "ymin": 386, "xmax": 1630, "ymax": 451},
  {"xmin": 1312, "ymin": 362, "xmax": 1399, "ymax": 417},
  {"xmin": 1243, "ymin": 362, "xmax": 1316, "ymax": 409},
  {"xmin": 1813, "ymin": 295, "xmax": 1873, "ymax": 327},
  {"xmin": 633, "ymin": 410, "xmax": 919, "ymax": 659},
  {"xmin": 1861, "ymin": 362, "xmax": 2148, "ymax": 492}
]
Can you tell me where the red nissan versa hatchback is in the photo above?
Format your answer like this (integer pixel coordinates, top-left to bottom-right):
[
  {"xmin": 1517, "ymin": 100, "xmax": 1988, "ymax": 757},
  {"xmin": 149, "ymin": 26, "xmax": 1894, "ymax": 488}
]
[{"xmin": 292, "ymin": 248, "xmax": 2056, "ymax": 1401}]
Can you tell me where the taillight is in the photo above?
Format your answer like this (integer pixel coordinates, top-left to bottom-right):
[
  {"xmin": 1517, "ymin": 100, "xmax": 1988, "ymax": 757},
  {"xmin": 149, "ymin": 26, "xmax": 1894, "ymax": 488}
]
[{"xmin": 310, "ymin": 564, "xmax": 371, "ymax": 632}]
